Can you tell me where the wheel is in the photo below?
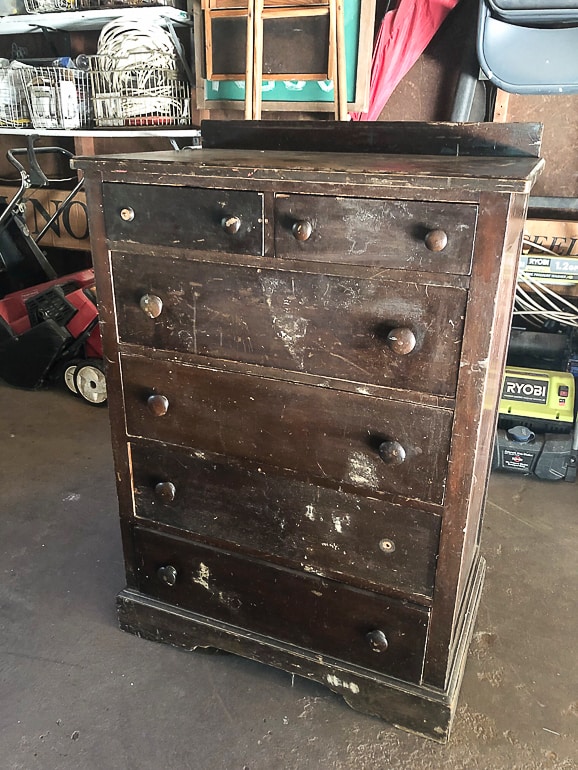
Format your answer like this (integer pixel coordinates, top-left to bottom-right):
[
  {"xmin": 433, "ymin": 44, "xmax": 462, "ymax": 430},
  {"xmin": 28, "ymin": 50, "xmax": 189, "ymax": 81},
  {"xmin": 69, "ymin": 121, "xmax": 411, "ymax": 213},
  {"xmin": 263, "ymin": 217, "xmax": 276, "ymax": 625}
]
[
  {"xmin": 51, "ymin": 357, "xmax": 82, "ymax": 396},
  {"xmin": 63, "ymin": 361, "xmax": 81, "ymax": 395},
  {"xmin": 73, "ymin": 359, "xmax": 107, "ymax": 406}
]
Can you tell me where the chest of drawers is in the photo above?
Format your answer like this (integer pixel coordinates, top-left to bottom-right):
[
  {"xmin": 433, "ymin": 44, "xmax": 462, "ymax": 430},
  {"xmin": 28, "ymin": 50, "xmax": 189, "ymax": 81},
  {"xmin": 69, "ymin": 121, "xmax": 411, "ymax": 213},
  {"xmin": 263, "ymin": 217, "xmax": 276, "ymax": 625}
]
[{"xmin": 76, "ymin": 121, "xmax": 543, "ymax": 741}]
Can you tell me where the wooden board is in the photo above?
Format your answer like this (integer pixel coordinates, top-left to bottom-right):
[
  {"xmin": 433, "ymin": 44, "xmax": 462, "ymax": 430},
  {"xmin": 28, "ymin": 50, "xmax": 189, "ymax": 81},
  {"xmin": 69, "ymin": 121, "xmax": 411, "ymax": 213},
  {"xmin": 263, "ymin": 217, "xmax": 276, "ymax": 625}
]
[{"xmin": 0, "ymin": 184, "xmax": 90, "ymax": 251}]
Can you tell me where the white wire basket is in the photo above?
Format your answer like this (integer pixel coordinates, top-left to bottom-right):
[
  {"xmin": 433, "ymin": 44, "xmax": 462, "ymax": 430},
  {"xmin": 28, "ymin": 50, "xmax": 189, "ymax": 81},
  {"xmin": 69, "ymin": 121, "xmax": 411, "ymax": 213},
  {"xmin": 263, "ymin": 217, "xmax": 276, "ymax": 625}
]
[
  {"xmin": 87, "ymin": 54, "xmax": 190, "ymax": 127},
  {"xmin": 24, "ymin": 0, "xmax": 184, "ymax": 10},
  {"xmin": 0, "ymin": 66, "xmax": 32, "ymax": 128},
  {"xmin": 75, "ymin": 0, "xmax": 185, "ymax": 7},
  {"xmin": 21, "ymin": 66, "xmax": 91, "ymax": 129},
  {"xmin": 23, "ymin": 0, "xmax": 77, "ymax": 12}
]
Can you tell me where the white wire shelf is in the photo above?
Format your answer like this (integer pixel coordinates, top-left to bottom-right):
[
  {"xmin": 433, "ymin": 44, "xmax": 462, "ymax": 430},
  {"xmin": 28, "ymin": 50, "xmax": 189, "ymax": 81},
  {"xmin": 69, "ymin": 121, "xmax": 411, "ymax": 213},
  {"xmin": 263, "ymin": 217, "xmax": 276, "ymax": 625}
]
[
  {"xmin": 0, "ymin": 6, "xmax": 188, "ymax": 34},
  {"xmin": 0, "ymin": 126, "xmax": 200, "ymax": 137}
]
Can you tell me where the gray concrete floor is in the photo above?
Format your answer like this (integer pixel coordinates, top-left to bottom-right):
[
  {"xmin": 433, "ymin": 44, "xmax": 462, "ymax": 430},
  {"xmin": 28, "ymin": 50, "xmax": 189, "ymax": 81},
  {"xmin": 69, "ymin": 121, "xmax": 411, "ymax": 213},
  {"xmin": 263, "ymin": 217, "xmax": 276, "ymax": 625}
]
[{"xmin": 1, "ymin": 385, "xmax": 577, "ymax": 770}]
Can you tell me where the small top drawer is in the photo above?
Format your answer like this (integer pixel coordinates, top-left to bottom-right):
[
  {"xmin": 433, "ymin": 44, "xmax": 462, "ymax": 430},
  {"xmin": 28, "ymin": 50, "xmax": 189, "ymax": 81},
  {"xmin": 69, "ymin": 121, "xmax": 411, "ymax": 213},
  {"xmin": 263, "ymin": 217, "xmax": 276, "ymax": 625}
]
[
  {"xmin": 274, "ymin": 194, "xmax": 477, "ymax": 274},
  {"xmin": 102, "ymin": 183, "xmax": 264, "ymax": 255}
]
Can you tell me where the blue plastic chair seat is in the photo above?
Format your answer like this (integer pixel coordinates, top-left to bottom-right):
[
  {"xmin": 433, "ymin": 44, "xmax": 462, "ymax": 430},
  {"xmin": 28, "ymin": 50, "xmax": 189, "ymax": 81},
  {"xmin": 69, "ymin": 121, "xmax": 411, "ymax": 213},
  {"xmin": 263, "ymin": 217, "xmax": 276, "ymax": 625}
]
[{"xmin": 478, "ymin": 1, "xmax": 578, "ymax": 94}]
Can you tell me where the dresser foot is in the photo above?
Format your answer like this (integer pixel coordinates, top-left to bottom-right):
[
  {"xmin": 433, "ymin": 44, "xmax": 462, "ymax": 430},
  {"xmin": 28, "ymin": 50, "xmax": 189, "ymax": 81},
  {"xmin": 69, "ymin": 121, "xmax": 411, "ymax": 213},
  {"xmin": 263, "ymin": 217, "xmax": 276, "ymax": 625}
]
[{"xmin": 116, "ymin": 557, "xmax": 485, "ymax": 743}]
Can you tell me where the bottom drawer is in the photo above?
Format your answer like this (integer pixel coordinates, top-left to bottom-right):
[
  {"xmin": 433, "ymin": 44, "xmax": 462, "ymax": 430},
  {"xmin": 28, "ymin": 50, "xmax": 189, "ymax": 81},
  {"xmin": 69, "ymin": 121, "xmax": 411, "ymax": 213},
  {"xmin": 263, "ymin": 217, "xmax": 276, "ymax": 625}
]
[{"xmin": 133, "ymin": 528, "xmax": 429, "ymax": 682}]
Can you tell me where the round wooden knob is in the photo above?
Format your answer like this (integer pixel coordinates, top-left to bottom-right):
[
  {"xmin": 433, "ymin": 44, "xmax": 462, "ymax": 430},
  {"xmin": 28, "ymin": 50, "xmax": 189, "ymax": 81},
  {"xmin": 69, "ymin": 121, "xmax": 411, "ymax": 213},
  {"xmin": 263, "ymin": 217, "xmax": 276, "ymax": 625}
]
[
  {"xmin": 139, "ymin": 294, "xmax": 163, "ymax": 319},
  {"xmin": 157, "ymin": 565, "xmax": 177, "ymax": 586},
  {"xmin": 386, "ymin": 327, "xmax": 416, "ymax": 356},
  {"xmin": 424, "ymin": 229, "xmax": 448, "ymax": 252},
  {"xmin": 120, "ymin": 207, "xmax": 135, "ymax": 222},
  {"xmin": 378, "ymin": 440, "xmax": 406, "ymax": 465},
  {"xmin": 366, "ymin": 629, "xmax": 389, "ymax": 653},
  {"xmin": 147, "ymin": 393, "xmax": 169, "ymax": 417},
  {"xmin": 292, "ymin": 220, "xmax": 313, "ymax": 241},
  {"xmin": 154, "ymin": 481, "xmax": 176, "ymax": 502},
  {"xmin": 221, "ymin": 215, "xmax": 242, "ymax": 235}
]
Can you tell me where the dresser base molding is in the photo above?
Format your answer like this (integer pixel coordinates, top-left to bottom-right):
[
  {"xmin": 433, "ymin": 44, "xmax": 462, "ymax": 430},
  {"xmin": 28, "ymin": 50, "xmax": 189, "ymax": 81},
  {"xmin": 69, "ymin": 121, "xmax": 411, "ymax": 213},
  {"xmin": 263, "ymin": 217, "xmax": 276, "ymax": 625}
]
[{"xmin": 117, "ymin": 556, "xmax": 485, "ymax": 742}]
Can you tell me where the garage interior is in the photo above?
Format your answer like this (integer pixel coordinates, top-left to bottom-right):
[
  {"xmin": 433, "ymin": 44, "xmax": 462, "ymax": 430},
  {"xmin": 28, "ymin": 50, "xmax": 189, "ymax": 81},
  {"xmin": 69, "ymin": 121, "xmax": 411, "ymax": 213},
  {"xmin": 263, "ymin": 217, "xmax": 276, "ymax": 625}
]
[{"xmin": 0, "ymin": 0, "xmax": 577, "ymax": 767}]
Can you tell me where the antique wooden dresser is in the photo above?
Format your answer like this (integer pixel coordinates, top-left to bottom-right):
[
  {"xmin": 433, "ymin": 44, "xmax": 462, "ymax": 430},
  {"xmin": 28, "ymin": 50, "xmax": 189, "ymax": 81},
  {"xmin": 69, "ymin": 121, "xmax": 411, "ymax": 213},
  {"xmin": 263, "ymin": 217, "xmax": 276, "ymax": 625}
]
[{"xmin": 75, "ymin": 121, "xmax": 543, "ymax": 741}]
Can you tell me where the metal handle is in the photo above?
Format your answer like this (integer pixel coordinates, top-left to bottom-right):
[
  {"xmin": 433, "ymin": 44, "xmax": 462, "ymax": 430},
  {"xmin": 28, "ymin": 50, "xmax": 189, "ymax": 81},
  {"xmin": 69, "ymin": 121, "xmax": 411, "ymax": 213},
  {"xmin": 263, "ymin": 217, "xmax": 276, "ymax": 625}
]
[
  {"xmin": 120, "ymin": 207, "xmax": 135, "ymax": 222},
  {"xmin": 386, "ymin": 327, "xmax": 416, "ymax": 356},
  {"xmin": 366, "ymin": 629, "xmax": 389, "ymax": 653},
  {"xmin": 154, "ymin": 481, "xmax": 176, "ymax": 503},
  {"xmin": 378, "ymin": 440, "xmax": 406, "ymax": 465},
  {"xmin": 157, "ymin": 565, "xmax": 178, "ymax": 586},
  {"xmin": 424, "ymin": 229, "xmax": 448, "ymax": 252},
  {"xmin": 147, "ymin": 394, "xmax": 169, "ymax": 417},
  {"xmin": 221, "ymin": 215, "xmax": 242, "ymax": 235},
  {"xmin": 139, "ymin": 294, "xmax": 163, "ymax": 319},
  {"xmin": 292, "ymin": 220, "xmax": 313, "ymax": 242}
]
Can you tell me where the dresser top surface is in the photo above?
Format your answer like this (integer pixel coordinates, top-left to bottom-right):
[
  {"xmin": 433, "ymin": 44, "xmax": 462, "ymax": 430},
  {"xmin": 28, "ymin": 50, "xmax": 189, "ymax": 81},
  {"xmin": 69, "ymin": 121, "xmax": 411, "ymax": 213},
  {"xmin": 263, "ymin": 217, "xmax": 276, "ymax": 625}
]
[{"xmin": 74, "ymin": 148, "xmax": 544, "ymax": 194}]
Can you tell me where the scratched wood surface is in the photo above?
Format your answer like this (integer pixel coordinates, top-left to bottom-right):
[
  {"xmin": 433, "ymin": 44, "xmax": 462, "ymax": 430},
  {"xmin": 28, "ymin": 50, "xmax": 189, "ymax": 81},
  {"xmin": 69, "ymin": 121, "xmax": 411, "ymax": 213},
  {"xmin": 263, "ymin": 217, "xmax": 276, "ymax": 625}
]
[
  {"xmin": 274, "ymin": 194, "xmax": 477, "ymax": 273},
  {"xmin": 130, "ymin": 441, "xmax": 441, "ymax": 602},
  {"xmin": 76, "ymin": 148, "xmax": 544, "ymax": 195},
  {"xmin": 102, "ymin": 183, "xmax": 265, "ymax": 255},
  {"xmin": 112, "ymin": 252, "xmax": 467, "ymax": 397},
  {"xmin": 134, "ymin": 527, "xmax": 430, "ymax": 682},
  {"xmin": 121, "ymin": 353, "xmax": 453, "ymax": 504},
  {"xmin": 76, "ymin": 124, "xmax": 543, "ymax": 739},
  {"xmin": 201, "ymin": 119, "xmax": 544, "ymax": 157}
]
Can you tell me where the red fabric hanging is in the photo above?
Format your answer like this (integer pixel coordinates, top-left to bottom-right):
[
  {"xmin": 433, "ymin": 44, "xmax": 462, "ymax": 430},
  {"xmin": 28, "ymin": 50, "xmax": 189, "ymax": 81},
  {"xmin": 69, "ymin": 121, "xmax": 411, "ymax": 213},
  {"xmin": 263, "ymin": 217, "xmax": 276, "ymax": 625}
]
[{"xmin": 351, "ymin": 0, "xmax": 461, "ymax": 121}]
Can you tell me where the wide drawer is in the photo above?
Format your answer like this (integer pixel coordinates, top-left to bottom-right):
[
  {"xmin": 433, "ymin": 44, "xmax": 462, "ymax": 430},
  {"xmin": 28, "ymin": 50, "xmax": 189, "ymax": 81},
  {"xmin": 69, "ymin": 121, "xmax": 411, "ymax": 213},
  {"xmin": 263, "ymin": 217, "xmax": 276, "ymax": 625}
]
[
  {"xmin": 122, "ymin": 355, "xmax": 453, "ymax": 504},
  {"xmin": 113, "ymin": 254, "xmax": 466, "ymax": 397},
  {"xmin": 133, "ymin": 527, "xmax": 429, "ymax": 682},
  {"xmin": 130, "ymin": 442, "xmax": 441, "ymax": 601},
  {"xmin": 102, "ymin": 183, "xmax": 264, "ymax": 255},
  {"xmin": 274, "ymin": 194, "xmax": 477, "ymax": 274}
]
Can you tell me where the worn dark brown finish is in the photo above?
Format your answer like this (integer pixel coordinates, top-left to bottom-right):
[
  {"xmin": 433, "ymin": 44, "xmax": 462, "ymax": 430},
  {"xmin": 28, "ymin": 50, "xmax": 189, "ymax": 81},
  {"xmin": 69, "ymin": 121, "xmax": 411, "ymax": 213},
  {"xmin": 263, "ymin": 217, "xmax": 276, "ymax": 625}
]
[
  {"xmin": 75, "ymin": 122, "xmax": 542, "ymax": 741},
  {"xmin": 102, "ymin": 183, "xmax": 265, "ymax": 255},
  {"xmin": 112, "ymin": 252, "xmax": 467, "ymax": 397},
  {"xmin": 274, "ymin": 194, "xmax": 476, "ymax": 274},
  {"xmin": 130, "ymin": 441, "xmax": 441, "ymax": 601},
  {"xmin": 122, "ymin": 353, "xmax": 453, "ymax": 504},
  {"xmin": 201, "ymin": 119, "xmax": 544, "ymax": 158},
  {"xmin": 134, "ymin": 527, "xmax": 430, "ymax": 682}
]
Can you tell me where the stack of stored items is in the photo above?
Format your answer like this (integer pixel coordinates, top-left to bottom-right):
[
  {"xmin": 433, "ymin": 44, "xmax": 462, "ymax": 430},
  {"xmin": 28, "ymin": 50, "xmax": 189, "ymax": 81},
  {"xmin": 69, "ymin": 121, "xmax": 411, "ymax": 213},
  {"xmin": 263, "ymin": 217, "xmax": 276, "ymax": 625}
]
[
  {"xmin": 0, "ymin": 61, "xmax": 32, "ymax": 127},
  {"xmin": 87, "ymin": 20, "xmax": 190, "ymax": 126},
  {"xmin": 0, "ymin": 58, "xmax": 90, "ymax": 130}
]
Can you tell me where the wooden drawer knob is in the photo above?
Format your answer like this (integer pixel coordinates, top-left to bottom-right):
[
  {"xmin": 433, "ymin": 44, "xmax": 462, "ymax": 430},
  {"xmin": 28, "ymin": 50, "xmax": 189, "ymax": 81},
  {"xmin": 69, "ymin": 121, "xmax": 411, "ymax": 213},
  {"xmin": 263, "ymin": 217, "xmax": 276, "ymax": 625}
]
[
  {"xmin": 139, "ymin": 294, "xmax": 163, "ymax": 319},
  {"xmin": 119, "ymin": 207, "xmax": 135, "ymax": 222},
  {"xmin": 147, "ymin": 393, "xmax": 169, "ymax": 417},
  {"xmin": 424, "ymin": 229, "xmax": 448, "ymax": 252},
  {"xmin": 221, "ymin": 215, "xmax": 242, "ymax": 235},
  {"xmin": 386, "ymin": 327, "xmax": 416, "ymax": 355},
  {"xmin": 379, "ymin": 538, "xmax": 396, "ymax": 554},
  {"xmin": 378, "ymin": 440, "xmax": 406, "ymax": 465},
  {"xmin": 292, "ymin": 220, "xmax": 313, "ymax": 241},
  {"xmin": 154, "ymin": 481, "xmax": 176, "ymax": 502},
  {"xmin": 366, "ymin": 629, "xmax": 389, "ymax": 653},
  {"xmin": 157, "ymin": 565, "xmax": 177, "ymax": 586}
]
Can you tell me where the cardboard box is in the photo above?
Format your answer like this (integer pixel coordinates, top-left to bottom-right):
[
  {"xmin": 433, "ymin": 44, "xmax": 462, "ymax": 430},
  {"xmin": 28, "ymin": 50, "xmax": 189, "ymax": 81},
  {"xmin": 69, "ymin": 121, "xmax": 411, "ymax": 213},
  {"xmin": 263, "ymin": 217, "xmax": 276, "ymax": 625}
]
[
  {"xmin": 0, "ymin": 185, "xmax": 90, "ymax": 252},
  {"xmin": 524, "ymin": 218, "xmax": 578, "ymax": 257},
  {"xmin": 522, "ymin": 219, "xmax": 578, "ymax": 287}
]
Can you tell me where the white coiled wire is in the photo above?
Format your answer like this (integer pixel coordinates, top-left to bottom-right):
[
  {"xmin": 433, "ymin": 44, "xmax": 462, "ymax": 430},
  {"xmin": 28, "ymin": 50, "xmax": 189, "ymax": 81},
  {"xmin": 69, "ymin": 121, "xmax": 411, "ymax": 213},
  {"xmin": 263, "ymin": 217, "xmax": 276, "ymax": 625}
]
[{"xmin": 94, "ymin": 20, "xmax": 187, "ymax": 119}]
